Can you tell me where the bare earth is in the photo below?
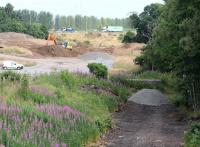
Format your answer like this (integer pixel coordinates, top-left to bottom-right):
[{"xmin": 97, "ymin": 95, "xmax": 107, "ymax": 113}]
[
  {"xmin": 102, "ymin": 89, "xmax": 188, "ymax": 147},
  {"xmin": 0, "ymin": 32, "xmax": 144, "ymax": 74}
]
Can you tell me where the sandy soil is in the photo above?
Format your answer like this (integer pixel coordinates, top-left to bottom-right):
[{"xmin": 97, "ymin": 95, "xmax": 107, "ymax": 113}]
[{"xmin": 0, "ymin": 32, "xmax": 144, "ymax": 73}]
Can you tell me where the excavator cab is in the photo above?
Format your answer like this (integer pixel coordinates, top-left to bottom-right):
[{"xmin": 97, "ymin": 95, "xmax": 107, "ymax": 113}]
[
  {"xmin": 47, "ymin": 32, "xmax": 73, "ymax": 55},
  {"xmin": 63, "ymin": 41, "xmax": 73, "ymax": 50}
]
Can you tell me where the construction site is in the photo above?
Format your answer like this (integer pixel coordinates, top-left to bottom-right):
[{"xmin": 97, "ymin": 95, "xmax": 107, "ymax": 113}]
[{"xmin": 0, "ymin": 32, "xmax": 143, "ymax": 74}]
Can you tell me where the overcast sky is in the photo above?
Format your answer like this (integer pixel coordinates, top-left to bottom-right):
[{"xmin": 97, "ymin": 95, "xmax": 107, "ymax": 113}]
[{"xmin": 0, "ymin": 0, "xmax": 164, "ymax": 18}]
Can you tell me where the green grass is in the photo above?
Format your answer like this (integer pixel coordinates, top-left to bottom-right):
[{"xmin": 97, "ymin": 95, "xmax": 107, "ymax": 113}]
[
  {"xmin": 184, "ymin": 122, "xmax": 200, "ymax": 147},
  {"xmin": 0, "ymin": 71, "xmax": 130, "ymax": 146}
]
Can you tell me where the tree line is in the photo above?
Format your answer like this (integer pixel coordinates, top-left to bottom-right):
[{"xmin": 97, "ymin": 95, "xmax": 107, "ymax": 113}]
[
  {"xmin": 131, "ymin": 0, "xmax": 200, "ymax": 111},
  {"xmin": 54, "ymin": 15, "xmax": 131, "ymax": 31},
  {"xmin": 0, "ymin": 3, "xmax": 131, "ymax": 39},
  {"xmin": 122, "ymin": 3, "xmax": 163, "ymax": 43},
  {"xmin": 0, "ymin": 3, "xmax": 49, "ymax": 39}
]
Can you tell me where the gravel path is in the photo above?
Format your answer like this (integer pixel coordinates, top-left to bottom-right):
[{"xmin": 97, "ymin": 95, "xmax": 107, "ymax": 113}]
[{"xmin": 103, "ymin": 89, "xmax": 187, "ymax": 147}]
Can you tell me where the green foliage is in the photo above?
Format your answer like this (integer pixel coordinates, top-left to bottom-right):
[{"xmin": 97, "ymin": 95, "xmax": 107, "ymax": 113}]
[
  {"xmin": 139, "ymin": 0, "xmax": 200, "ymax": 110},
  {"xmin": 37, "ymin": 11, "xmax": 53, "ymax": 29},
  {"xmin": 135, "ymin": 55, "xmax": 145, "ymax": 66},
  {"xmin": 136, "ymin": 71, "xmax": 163, "ymax": 79},
  {"xmin": 54, "ymin": 15, "xmax": 131, "ymax": 31},
  {"xmin": 122, "ymin": 31, "xmax": 136, "ymax": 43},
  {"xmin": 54, "ymin": 89, "xmax": 65, "ymax": 99},
  {"xmin": 27, "ymin": 23, "xmax": 48, "ymax": 39},
  {"xmin": 185, "ymin": 123, "xmax": 200, "ymax": 147},
  {"xmin": 2, "ymin": 19, "xmax": 27, "ymax": 33},
  {"xmin": 110, "ymin": 74, "xmax": 155, "ymax": 90},
  {"xmin": 95, "ymin": 117, "xmax": 112, "ymax": 132},
  {"xmin": 0, "ymin": 3, "xmax": 49, "ymax": 39},
  {"xmin": 5, "ymin": 3, "xmax": 14, "ymax": 17},
  {"xmin": 0, "ymin": 71, "xmax": 131, "ymax": 146},
  {"xmin": 18, "ymin": 75, "xmax": 29, "ymax": 99},
  {"xmin": 0, "ymin": 71, "xmax": 21, "ymax": 81},
  {"xmin": 128, "ymin": 3, "xmax": 163, "ymax": 43},
  {"xmin": 60, "ymin": 71, "xmax": 76, "ymax": 89},
  {"xmin": 88, "ymin": 63, "xmax": 108, "ymax": 79}
]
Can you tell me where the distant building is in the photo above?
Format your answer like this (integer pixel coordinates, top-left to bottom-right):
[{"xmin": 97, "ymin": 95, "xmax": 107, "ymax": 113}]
[{"xmin": 101, "ymin": 26, "xmax": 123, "ymax": 32}]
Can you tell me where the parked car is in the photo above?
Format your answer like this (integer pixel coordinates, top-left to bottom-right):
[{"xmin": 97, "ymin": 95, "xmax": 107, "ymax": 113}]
[
  {"xmin": 2, "ymin": 61, "xmax": 24, "ymax": 70},
  {"xmin": 65, "ymin": 28, "xmax": 76, "ymax": 33}
]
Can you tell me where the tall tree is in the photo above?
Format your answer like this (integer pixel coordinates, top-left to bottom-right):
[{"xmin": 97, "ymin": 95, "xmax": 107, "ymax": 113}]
[
  {"xmin": 38, "ymin": 11, "xmax": 53, "ymax": 29},
  {"xmin": 55, "ymin": 15, "xmax": 60, "ymax": 30},
  {"xmin": 128, "ymin": 3, "xmax": 163, "ymax": 43},
  {"xmin": 5, "ymin": 3, "xmax": 14, "ymax": 17},
  {"xmin": 142, "ymin": 0, "xmax": 200, "ymax": 110}
]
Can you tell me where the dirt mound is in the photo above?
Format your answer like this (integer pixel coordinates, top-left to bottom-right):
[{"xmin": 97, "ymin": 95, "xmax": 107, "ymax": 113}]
[
  {"xmin": 0, "ymin": 32, "xmax": 144, "ymax": 59},
  {"xmin": 129, "ymin": 89, "xmax": 170, "ymax": 106},
  {"xmin": 0, "ymin": 32, "xmax": 116, "ymax": 57},
  {"xmin": 0, "ymin": 32, "xmax": 88, "ymax": 57}
]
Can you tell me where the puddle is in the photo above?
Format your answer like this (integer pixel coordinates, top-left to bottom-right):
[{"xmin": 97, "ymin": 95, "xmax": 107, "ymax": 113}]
[{"xmin": 80, "ymin": 52, "xmax": 114, "ymax": 69}]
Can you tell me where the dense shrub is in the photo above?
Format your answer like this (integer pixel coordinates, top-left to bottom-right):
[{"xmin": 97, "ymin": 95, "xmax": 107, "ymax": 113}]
[
  {"xmin": 18, "ymin": 75, "xmax": 29, "ymax": 99},
  {"xmin": 95, "ymin": 117, "xmax": 112, "ymax": 132},
  {"xmin": 122, "ymin": 31, "xmax": 136, "ymax": 43},
  {"xmin": 60, "ymin": 71, "xmax": 76, "ymax": 89},
  {"xmin": 87, "ymin": 63, "xmax": 108, "ymax": 79},
  {"xmin": 26, "ymin": 23, "xmax": 48, "ymax": 39},
  {"xmin": 185, "ymin": 123, "xmax": 200, "ymax": 147},
  {"xmin": 0, "ymin": 4, "xmax": 48, "ymax": 39},
  {"xmin": 135, "ymin": 55, "xmax": 145, "ymax": 66},
  {"xmin": 1, "ymin": 19, "xmax": 27, "ymax": 33},
  {"xmin": 0, "ymin": 71, "xmax": 21, "ymax": 81}
]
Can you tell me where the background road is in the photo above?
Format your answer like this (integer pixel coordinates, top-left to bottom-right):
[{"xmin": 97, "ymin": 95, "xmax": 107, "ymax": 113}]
[{"xmin": 0, "ymin": 52, "xmax": 114, "ymax": 75}]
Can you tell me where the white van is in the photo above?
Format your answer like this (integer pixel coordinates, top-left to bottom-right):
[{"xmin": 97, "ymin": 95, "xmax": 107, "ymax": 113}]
[{"xmin": 2, "ymin": 61, "xmax": 24, "ymax": 70}]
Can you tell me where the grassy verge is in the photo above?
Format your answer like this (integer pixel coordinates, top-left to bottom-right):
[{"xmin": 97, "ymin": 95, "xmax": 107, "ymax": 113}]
[
  {"xmin": 0, "ymin": 46, "xmax": 32, "ymax": 56},
  {"xmin": 0, "ymin": 71, "xmax": 130, "ymax": 146}
]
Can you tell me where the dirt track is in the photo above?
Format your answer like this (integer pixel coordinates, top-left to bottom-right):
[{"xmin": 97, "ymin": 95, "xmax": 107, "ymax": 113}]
[
  {"xmin": 103, "ymin": 90, "xmax": 188, "ymax": 147},
  {"xmin": 0, "ymin": 52, "xmax": 114, "ymax": 74}
]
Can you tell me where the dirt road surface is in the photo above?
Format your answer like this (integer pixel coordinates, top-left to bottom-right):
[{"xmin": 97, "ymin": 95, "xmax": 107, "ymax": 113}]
[
  {"xmin": 0, "ymin": 52, "xmax": 114, "ymax": 75},
  {"xmin": 103, "ymin": 89, "xmax": 187, "ymax": 147}
]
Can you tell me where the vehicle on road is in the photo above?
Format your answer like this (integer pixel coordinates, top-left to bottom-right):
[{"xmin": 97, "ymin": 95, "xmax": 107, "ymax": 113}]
[
  {"xmin": 63, "ymin": 28, "xmax": 76, "ymax": 33},
  {"xmin": 2, "ymin": 61, "xmax": 24, "ymax": 70},
  {"xmin": 101, "ymin": 26, "xmax": 123, "ymax": 32}
]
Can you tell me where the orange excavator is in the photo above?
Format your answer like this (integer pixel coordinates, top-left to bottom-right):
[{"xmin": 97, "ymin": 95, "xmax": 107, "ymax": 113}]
[
  {"xmin": 47, "ymin": 32, "xmax": 57, "ymax": 56},
  {"xmin": 46, "ymin": 32, "xmax": 73, "ymax": 56}
]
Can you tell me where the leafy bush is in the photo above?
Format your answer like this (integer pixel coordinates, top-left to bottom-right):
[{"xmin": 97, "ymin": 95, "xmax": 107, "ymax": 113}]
[
  {"xmin": 88, "ymin": 63, "xmax": 108, "ymax": 79},
  {"xmin": 185, "ymin": 123, "xmax": 200, "ymax": 147},
  {"xmin": 95, "ymin": 117, "xmax": 112, "ymax": 132},
  {"xmin": 26, "ymin": 91, "xmax": 51, "ymax": 104},
  {"xmin": 4, "ymin": 19, "xmax": 27, "ymax": 33},
  {"xmin": 18, "ymin": 75, "xmax": 29, "ymax": 99},
  {"xmin": 122, "ymin": 31, "xmax": 136, "ymax": 43},
  {"xmin": 170, "ymin": 94, "xmax": 187, "ymax": 108},
  {"xmin": 136, "ymin": 71, "xmax": 163, "ymax": 79},
  {"xmin": 110, "ymin": 74, "xmax": 154, "ymax": 90},
  {"xmin": 0, "ymin": 4, "xmax": 48, "ymax": 39},
  {"xmin": 135, "ymin": 55, "xmax": 145, "ymax": 66},
  {"xmin": 27, "ymin": 23, "xmax": 48, "ymax": 39},
  {"xmin": 0, "ymin": 71, "xmax": 21, "ymax": 81},
  {"xmin": 60, "ymin": 71, "xmax": 76, "ymax": 89}
]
